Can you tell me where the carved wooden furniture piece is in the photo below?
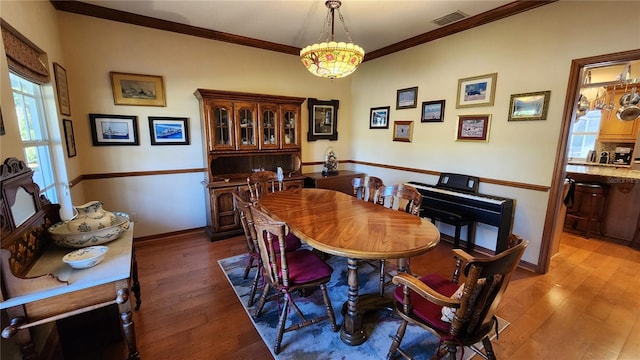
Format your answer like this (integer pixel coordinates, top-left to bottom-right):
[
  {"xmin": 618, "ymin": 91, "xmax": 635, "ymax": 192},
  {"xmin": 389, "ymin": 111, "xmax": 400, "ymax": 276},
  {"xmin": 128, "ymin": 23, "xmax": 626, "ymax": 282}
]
[
  {"xmin": 0, "ymin": 157, "xmax": 140, "ymax": 360},
  {"xmin": 249, "ymin": 205, "xmax": 338, "ymax": 355},
  {"xmin": 304, "ymin": 170, "xmax": 366, "ymax": 195},
  {"xmin": 257, "ymin": 188, "xmax": 440, "ymax": 346},
  {"xmin": 247, "ymin": 170, "xmax": 282, "ymax": 203},
  {"xmin": 564, "ymin": 182, "xmax": 609, "ymax": 239},
  {"xmin": 194, "ymin": 89, "xmax": 305, "ymax": 240},
  {"xmin": 352, "ymin": 175, "xmax": 385, "ymax": 202},
  {"xmin": 386, "ymin": 234, "xmax": 527, "ymax": 360}
]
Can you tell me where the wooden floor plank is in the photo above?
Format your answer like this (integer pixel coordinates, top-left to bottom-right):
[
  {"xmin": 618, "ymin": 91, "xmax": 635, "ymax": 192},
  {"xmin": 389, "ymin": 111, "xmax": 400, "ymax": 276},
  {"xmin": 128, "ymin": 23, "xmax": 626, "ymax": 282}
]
[{"xmin": 62, "ymin": 230, "xmax": 640, "ymax": 359}]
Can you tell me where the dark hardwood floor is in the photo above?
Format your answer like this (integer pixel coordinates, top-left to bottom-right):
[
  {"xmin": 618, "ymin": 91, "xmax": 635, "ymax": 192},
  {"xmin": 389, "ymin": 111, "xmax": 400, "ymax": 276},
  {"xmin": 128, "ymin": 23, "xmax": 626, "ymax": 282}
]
[{"xmin": 104, "ymin": 230, "xmax": 639, "ymax": 359}]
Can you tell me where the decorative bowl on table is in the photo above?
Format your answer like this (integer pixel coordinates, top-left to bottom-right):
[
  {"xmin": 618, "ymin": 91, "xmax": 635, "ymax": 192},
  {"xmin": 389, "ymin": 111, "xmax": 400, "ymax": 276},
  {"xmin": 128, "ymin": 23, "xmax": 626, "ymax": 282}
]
[
  {"xmin": 62, "ymin": 246, "xmax": 109, "ymax": 269},
  {"xmin": 48, "ymin": 212, "xmax": 130, "ymax": 248}
]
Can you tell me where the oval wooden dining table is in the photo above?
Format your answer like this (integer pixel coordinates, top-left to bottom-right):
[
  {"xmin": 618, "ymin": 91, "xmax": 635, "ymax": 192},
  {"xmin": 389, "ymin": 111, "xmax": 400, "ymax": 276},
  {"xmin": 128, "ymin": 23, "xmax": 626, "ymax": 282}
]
[{"xmin": 257, "ymin": 188, "xmax": 440, "ymax": 346}]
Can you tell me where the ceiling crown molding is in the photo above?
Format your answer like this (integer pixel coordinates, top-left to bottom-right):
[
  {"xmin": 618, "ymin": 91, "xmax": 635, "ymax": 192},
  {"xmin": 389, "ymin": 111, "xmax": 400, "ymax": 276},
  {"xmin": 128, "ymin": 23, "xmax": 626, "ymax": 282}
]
[{"xmin": 50, "ymin": 0, "xmax": 556, "ymax": 62}]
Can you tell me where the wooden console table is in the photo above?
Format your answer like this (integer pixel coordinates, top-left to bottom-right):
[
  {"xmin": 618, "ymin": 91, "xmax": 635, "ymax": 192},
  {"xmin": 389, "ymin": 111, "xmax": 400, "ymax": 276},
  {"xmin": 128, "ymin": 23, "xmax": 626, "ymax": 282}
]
[
  {"xmin": 303, "ymin": 170, "xmax": 365, "ymax": 195},
  {"xmin": 1, "ymin": 226, "xmax": 140, "ymax": 360}
]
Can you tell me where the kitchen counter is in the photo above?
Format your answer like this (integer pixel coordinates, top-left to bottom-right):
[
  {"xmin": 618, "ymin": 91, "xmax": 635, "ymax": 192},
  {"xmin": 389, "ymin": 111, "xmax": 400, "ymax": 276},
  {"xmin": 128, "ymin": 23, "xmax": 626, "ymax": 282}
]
[{"xmin": 566, "ymin": 163, "xmax": 640, "ymax": 180}]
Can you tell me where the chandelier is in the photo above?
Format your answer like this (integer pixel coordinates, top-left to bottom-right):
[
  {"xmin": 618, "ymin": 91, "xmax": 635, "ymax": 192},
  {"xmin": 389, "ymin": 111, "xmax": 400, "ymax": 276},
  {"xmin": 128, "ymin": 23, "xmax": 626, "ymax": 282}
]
[{"xmin": 300, "ymin": 0, "xmax": 365, "ymax": 79}]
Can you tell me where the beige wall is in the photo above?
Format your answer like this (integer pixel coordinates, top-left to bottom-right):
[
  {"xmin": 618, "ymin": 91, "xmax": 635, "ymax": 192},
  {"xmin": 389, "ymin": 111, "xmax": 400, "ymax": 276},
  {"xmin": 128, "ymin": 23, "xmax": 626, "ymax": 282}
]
[
  {"xmin": 1, "ymin": 1, "xmax": 639, "ymax": 258},
  {"xmin": 351, "ymin": 1, "xmax": 640, "ymax": 263}
]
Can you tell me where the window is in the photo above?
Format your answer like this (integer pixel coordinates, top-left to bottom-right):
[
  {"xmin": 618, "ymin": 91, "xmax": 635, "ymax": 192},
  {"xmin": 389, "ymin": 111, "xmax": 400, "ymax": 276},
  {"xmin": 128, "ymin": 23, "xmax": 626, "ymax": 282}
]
[
  {"xmin": 567, "ymin": 109, "xmax": 601, "ymax": 160},
  {"xmin": 10, "ymin": 72, "xmax": 58, "ymax": 203}
]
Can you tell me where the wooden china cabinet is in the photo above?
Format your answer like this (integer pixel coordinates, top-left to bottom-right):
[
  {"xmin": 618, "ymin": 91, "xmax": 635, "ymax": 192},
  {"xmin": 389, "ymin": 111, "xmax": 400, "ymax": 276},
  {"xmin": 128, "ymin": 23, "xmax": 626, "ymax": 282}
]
[{"xmin": 194, "ymin": 89, "xmax": 306, "ymax": 240}]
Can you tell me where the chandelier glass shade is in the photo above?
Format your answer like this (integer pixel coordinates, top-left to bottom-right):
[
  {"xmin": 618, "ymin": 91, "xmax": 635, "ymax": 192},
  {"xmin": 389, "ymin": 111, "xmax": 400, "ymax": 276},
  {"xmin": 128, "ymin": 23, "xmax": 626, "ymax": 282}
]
[{"xmin": 300, "ymin": 1, "xmax": 364, "ymax": 79}]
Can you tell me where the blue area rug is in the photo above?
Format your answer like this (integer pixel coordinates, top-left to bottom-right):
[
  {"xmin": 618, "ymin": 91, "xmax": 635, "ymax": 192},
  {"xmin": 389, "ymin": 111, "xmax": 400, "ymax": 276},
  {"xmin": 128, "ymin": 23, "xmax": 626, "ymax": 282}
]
[{"xmin": 218, "ymin": 251, "xmax": 508, "ymax": 360}]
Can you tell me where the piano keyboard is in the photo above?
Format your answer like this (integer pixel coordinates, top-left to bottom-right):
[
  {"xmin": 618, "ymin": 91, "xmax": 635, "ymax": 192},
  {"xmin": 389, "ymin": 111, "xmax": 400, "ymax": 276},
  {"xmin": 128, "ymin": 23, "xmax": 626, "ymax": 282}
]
[{"xmin": 406, "ymin": 183, "xmax": 505, "ymax": 205}]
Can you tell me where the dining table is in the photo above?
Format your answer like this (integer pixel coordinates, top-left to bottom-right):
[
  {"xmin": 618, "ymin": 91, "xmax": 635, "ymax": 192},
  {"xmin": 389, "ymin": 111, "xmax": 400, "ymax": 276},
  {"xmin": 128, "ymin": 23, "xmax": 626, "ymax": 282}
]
[{"xmin": 257, "ymin": 188, "xmax": 440, "ymax": 346}]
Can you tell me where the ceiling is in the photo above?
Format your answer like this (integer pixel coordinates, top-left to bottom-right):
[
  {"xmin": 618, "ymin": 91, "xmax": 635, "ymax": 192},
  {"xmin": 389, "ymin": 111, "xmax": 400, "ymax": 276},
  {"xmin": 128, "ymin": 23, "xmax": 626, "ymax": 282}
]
[{"xmin": 57, "ymin": 0, "xmax": 553, "ymax": 60}]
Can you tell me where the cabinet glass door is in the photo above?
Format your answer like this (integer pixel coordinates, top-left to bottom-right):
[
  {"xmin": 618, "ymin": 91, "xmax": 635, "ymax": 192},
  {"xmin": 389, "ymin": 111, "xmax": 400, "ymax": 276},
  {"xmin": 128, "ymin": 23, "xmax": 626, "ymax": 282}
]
[
  {"xmin": 236, "ymin": 103, "xmax": 258, "ymax": 150},
  {"xmin": 282, "ymin": 104, "xmax": 299, "ymax": 148},
  {"xmin": 260, "ymin": 104, "xmax": 279, "ymax": 149},
  {"xmin": 212, "ymin": 103, "xmax": 234, "ymax": 150}
]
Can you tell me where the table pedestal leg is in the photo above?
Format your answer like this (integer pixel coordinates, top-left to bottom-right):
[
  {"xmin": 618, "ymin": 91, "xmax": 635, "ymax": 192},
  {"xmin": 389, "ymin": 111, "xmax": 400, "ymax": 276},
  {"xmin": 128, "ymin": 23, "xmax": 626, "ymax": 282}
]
[{"xmin": 340, "ymin": 257, "xmax": 366, "ymax": 346}]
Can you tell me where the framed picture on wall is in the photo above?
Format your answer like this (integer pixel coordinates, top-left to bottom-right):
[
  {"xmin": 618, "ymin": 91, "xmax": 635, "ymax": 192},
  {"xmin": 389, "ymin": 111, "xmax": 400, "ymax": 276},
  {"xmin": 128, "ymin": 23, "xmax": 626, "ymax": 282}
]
[
  {"xmin": 307, "ymin": 98, "xmax": 339, "ymax": 141},
  {"xmin": 370, "ymin": 106, "xmax": 390, "ymax": 129},
  {"xmin": 456, "ymin": 114, "xmax": 491, "ymax": 142},
  {"xmin": 63, "ymin": 119, "xmax": 77, "ymax": 157},
  {"xmin": 148, "ymin": 116, "xmax": 190, "ymax": 145},
  {"xmin": 508, "ymin": 90, "xmax": 551, "ymax": 121},
  {"xmin": 110, "ymin": 72, "xmax": 166, "ymax": 107},
  {"xmin": 396, "ymin": 87, "xmax": 418, "ymax": 109},
  {"xmin": 393, "ymin": 121, "xmax": 413, "ymax": 142},
  {"xmin": 53, "ymin": 63, "xmax": 71, "ymax": 116},
  {"xmin": 421, "ymin": 100, "xmax": 445, "ymax": 122},
  {"xmin": 89, "ymin": 113, "xmax": 139, "ymax": 146},
  {"xmin": 456, "ymin": 73, "xmax": 497, "ymax": 108}
]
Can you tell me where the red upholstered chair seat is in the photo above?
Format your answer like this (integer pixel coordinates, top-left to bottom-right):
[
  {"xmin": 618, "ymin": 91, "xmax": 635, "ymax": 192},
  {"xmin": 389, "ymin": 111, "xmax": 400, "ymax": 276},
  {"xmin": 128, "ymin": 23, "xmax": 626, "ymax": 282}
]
[
  {"xmin": 393, "ymin": 273, "xmax": 460, "ymax": 333},
  {"xmin": 277, "ymin": 249, "xmax": 333, "ymax": 285}
]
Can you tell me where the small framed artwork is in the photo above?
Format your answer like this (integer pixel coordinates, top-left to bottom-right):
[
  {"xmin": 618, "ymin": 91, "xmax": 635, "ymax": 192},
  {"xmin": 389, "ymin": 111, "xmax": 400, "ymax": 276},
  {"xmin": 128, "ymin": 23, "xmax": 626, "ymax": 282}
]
[
  {"xmin": 456, "ymin": 115, "xmax": 491, "ymax": 142},
  {"xmin": 370, "ymin": 106, "xmax": 390, "ymax": 129},
  {"xmin": 89, "ymin": 113, "xmax": 139, "ymax": 146},
  {"xmin": 149, "ymin": 117, "xmax": 190, "ymax": 145},
  {"xmin": 393, "ymin": 121, "xmax": 413, "ymax": 142},
  {"xmin": 421, "ymin": 100, "xmax": 446, "ymax": 122},
  {"xmin": 62, "ymin": 119, "xmax": 76, "ymax": 157},
  {"xmin": 110, "ymin": 72, "xmax": 166, "ymax": 107},
  {"xmin": 396, "ymin": 87, "xmax": 418, "ymax": 109},
  {"xmin": 307, "ymin": 98, "xmax": 339, "ymax": 141},
  {"xmin": 508, "ymin": 90, "xmax": 551, "ymax": 121},
  {"xmin": 456, "ymin": 73, "xmax": 497, "ymax": 108},
  {"xmin": 53, "ymin": 63, "xmax": 71, "ymax": 116}
]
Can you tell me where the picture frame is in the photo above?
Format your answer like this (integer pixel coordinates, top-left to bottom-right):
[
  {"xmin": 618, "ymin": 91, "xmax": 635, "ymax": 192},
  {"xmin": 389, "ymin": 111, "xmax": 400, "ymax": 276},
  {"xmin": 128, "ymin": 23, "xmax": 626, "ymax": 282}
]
[
  {"xmin": 53, "ymin": 63, "xmax": 71, "ymax": 116},
  {"xmin": 307, "ymin": 98, "xmax": 339, "ymax": 141},
  {"xmin": 369, "ymin": 106, "xmax": 390, "ymax": 129},
  {"xmin": 456, "ymin": 73, "xmax": 497, "ymax": 108},
  {"xmin": 89, "ymin": 113, "xmax": 139, "ymax": 146},
  {"xmin": 62, "ymin": 119, "xmax": 76, "ymax": 157},
  {"xmin": 110, "ymin": 72, "xmax": 166, "ymax": 107},
  {"xmin": 396, "ymin": 87, "xmax": 418, "ymax": 109},
  {"xmin": 456, "ymin": 114, "xmax": 491, "ymax": 142},
  {"xmin": 393, "ymin": 121, "xmax": 413, "ymax": 142},
  {"xmin": 421, "ymin": 100, "xmax": 446, "ymax": 122},
  {"xmin": 508, "ymin": 90, "xmax": 551, "ymax": 121},
  {"xmin": 148, "ymin": 116, "xmax": 190, "ymax": 145}
]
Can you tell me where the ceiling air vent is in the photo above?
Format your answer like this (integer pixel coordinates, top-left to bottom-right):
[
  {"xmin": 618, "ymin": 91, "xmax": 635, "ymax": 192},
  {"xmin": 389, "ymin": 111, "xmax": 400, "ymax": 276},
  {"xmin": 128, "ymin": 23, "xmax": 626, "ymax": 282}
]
[{"xmin": 432, "ymin": 11, "xmax": 468, "ymax": 26}]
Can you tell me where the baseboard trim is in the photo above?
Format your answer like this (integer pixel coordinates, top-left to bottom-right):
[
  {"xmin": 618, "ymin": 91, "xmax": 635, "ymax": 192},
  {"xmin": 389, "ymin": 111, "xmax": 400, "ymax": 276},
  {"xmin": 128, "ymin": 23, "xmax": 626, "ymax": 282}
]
[{"xmin": 134, "ymin": 227, "xmax": 207, "ymax": 247}]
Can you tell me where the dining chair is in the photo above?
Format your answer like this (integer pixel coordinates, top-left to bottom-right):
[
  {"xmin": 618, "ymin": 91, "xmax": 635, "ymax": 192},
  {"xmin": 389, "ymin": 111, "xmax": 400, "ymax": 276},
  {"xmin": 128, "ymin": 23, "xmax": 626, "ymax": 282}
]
[
  {"xmin": 352, "ymin": 176, "xmax": 385, "ymax": 202},
  {"xmin": 371, "ymin": 184, "xmax": 423, "ymax": 295},
  {"xmin": 232, "ymin": 188, "xmax": 302, "ymax": 307},
  {"xmin": 386, "ymin": 234, "xmax": 528, "ymax": 360},
  {"xmin": 247, "ymin": 170, "xmax": 282, "ymax": 203},
  {"xmin": 249, "ymin": 205, "xmax": 339, "ymax": 355}
]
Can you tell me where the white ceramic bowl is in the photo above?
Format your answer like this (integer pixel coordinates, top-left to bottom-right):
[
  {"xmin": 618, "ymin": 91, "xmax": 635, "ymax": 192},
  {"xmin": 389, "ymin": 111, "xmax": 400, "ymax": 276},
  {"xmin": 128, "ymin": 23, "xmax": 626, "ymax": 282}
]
[
  {"xmin": 48, "ymin": 212, "xmax": 130, "ymax": 248},
  {"xmin": 62, "ymin": 246, "xmax": 109, "ymax": 269}
]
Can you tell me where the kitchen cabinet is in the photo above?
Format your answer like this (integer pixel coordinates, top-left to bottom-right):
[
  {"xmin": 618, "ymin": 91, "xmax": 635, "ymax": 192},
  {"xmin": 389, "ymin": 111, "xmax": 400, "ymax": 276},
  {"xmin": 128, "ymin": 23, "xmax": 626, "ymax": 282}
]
[
  {"xmin": 194, "ymin": 89, "xmax": 306, "ymax": 240},
  {"xmin": 598, "ymin": 85, "xmax": 640, "ymax": 142}
]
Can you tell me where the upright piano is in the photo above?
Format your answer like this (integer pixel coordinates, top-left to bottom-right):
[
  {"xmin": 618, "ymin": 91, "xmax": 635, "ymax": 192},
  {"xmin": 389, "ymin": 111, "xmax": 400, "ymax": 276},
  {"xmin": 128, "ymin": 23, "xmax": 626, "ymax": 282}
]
[{"xmin": 407, "ymin": 173, "xmax": 515, "ymax": 253}]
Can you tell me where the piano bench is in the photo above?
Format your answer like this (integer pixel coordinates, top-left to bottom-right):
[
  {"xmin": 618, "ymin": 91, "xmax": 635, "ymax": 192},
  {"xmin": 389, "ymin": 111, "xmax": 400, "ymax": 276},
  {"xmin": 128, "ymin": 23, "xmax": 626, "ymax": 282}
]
[{"xmin": 422, "ymin": 208, "xmax": 475, "ymax": 252}]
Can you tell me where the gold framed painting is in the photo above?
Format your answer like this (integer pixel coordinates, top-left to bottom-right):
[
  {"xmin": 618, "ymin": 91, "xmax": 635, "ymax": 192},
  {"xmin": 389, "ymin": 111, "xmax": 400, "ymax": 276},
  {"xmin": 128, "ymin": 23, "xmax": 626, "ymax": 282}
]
[
  {"xmin": 110, "ymin": 72, "xmax": 166, "ymax": 107},
  {"xmin": 508, "ymin": 90, "xmax": 551, "ymax": 121},
  {"xmin": 393, "ymin": 121, "xmax": 413, "ymax": 142},
  {"xmin": 456, "ymin": 114, "xmax": 491, "ymax": 142},
  {"xmin": 456, "ymin": 73, "xmax": 497, "ymax": 108}
]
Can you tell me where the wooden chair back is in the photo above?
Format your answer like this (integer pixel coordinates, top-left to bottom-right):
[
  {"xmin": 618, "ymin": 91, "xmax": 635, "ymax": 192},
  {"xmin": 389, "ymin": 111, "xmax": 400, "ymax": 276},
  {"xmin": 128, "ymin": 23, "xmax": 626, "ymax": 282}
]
[
  {"xmin": 247, "ymin": 170, "xmax": 282, "ymax": 203},
  {"xmin": 232, "ymin": 189, "xmax": 257, "ymax": 255},
  {"xmin": 352, "ymin": 176, "xmax": 385, "ymax": 202},
  {"xmin": 249, "ymin": 205, "xmax": 290, "ymax": 289},
  {"xmin": 448, "ymin": 234, "xmax": 527, "ymax": 340},
  {"xmin": 374, "ymin": 184, "xmax": 422, "ymax": 216}
]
